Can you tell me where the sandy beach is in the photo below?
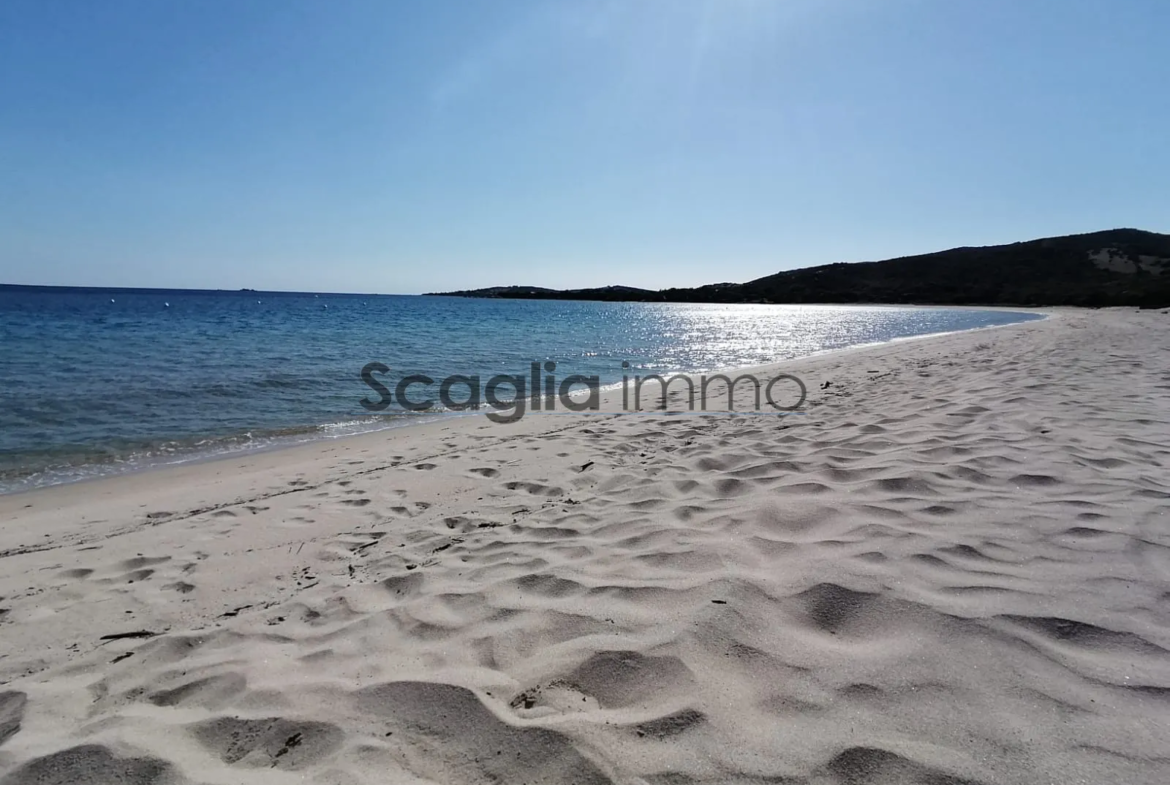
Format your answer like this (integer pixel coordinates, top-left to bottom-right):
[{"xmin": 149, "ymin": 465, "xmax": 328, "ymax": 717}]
[{"xmin": 1, "ymin": 307, "xmax": 1169, "ymax": 784}]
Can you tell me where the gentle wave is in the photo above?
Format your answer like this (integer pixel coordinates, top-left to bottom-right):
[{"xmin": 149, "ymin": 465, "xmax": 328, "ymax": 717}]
[{"xmin": 0, "ymin": 414, "xmax": 436, "ymax": 494}]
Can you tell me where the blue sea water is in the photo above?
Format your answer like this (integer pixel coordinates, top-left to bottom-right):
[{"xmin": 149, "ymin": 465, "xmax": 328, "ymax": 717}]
[{"xmin": 0, "ymin": 287, "xmax": 1043, "ymax": 493}]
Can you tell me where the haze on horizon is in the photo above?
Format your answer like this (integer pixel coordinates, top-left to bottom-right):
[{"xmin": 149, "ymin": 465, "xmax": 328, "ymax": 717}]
[{"xmin": 1, "ymin": 0, "xmax": 1166, "ymax": 295}]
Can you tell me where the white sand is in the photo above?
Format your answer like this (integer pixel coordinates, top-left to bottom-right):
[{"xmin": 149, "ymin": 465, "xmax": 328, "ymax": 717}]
[{"xmin": 1, "ymin": 308, "xmax": 1168, "ymax": 784}]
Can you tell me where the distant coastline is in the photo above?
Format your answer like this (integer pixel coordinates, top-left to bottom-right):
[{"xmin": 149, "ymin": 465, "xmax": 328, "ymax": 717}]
[
  {"xmin": 7, "ymin": 228, "xmax": 1169, "ymax": 309},
  {"xmin": 426, "ymin": 228, "xmax": 1170, "ymax": 308}
]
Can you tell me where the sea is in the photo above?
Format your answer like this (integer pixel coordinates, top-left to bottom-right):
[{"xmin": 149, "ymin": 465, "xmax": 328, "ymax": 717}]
[{"xmin": 0, "ymin": 287, "xmax": 1044, "ymax": 494}]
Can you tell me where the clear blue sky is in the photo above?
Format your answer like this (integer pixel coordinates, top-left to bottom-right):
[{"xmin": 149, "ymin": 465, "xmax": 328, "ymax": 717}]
[{"xmin": 1, "ymin": 0, "xmax": 1166, "ymax": 294}]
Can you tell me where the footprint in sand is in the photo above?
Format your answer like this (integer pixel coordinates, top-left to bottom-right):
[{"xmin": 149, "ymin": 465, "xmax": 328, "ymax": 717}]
[
  {"xmin": 0, "ymin": 691, "xmax": 27, "ymax": 747},
  {"xmin": 188, "ymin": 715, "xmax": 344, "ymax": 770},
  {"xmin": 504, "ymin": 481, "xmax": 564, "ymax": 497}
]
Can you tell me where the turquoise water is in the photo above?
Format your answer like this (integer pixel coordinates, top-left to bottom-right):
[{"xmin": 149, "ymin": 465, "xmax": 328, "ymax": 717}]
[{"xmin": 0, "ymin": 287, "xmax": 1042, "ymax": 493}]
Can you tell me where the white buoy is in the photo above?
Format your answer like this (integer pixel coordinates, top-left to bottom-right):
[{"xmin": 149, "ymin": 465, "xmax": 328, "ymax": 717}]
[
  {"xmin": 110, "ymin": 298, "xmax": 115, "ymax": 303},
  {"xmin": 164, "ymin": 302, "xmax": 170, "ymax": 307}
]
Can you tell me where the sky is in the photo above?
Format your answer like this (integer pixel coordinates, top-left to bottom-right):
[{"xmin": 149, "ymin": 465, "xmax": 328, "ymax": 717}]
[{"xmin": 1, "ymin": 0, "xmax": 1167, "ymax": 294}]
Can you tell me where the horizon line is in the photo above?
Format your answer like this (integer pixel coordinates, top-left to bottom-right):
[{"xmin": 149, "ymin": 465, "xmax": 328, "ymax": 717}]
[{"xmin": 3, "ymin": 225, "xmax": 1164, "ymax": 297}]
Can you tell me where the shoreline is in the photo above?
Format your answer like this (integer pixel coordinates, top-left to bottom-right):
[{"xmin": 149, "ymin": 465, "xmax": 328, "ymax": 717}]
[
  {"xmin": 0, "ymin": 312, "xmax": 1055, "ymax": 561},
  {"xmin": 0, "ymin": 308, "xmax": 1048, "ymax": 500}
]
